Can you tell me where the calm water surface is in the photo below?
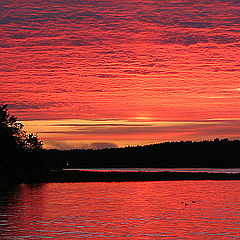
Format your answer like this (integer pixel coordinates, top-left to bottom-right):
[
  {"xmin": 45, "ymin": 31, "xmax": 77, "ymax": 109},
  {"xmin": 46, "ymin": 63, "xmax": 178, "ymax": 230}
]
[
  {"xmin": 66, "ymin": 168, "xmax": 240, "ymax": 173},
  {"xmin": 0, "ymin": 181, "xmax": 240, "ymax": 239}
]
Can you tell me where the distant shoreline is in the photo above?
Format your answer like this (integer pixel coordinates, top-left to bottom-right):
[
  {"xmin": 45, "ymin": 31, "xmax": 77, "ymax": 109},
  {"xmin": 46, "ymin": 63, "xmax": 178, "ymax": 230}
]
[
  {"xmin": 1, "ymin": 170, "xmax": 240, "ymax": 185},
  {"xmin": 63, "ymin": 168, "xmax": 240, "ymax": 174}
]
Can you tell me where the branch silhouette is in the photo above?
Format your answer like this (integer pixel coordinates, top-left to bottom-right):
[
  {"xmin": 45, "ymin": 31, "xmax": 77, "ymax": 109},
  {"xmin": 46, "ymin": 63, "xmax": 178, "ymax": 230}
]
[
  {"xmin": 0, "ymin": 104, "xmax": 43, "ymax": 171},
  {"xmin": 0, "ymin": 104, "xmax": 42, "ymax": 152}
]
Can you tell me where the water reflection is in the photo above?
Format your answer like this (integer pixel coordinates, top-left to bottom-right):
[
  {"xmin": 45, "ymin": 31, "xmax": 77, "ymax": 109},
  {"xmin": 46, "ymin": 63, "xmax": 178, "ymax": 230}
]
[
  {"xmin": 0, "ymin": 181, "xmax": 240, "ymax": 239},
  {"xmin": 66, "ymin": 168, "xmax": 240, "ymax": 173}
]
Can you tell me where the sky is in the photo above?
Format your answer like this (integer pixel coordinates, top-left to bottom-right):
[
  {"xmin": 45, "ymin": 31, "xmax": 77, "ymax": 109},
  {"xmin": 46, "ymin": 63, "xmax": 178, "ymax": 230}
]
[{"xmin": 1, "ymin": 0, "xmax": 240, "ymax": 149}]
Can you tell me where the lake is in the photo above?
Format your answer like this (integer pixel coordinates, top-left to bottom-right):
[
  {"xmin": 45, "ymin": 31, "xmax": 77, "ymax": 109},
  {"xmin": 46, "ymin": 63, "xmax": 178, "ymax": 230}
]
[
  {"xmin": 0, "ymin": 181, "xmax": 240, "ymax": 239},
  {"xmin": 65, "ymin": 168, "xmax": 240, "ymax": 173}
]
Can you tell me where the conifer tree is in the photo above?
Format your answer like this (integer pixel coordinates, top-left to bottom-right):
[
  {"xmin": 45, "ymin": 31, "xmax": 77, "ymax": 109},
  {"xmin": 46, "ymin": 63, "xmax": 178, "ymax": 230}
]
[{"xmin": 0, "ymin": 104, "xmax": 42, "ymax": 152}]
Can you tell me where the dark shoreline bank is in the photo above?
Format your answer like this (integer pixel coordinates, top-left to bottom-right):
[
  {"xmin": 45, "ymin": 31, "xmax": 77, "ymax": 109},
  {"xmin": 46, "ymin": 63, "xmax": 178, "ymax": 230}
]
[{"xmin": 1, "ymin": 170, "xmax": 240, "ymax": 185}]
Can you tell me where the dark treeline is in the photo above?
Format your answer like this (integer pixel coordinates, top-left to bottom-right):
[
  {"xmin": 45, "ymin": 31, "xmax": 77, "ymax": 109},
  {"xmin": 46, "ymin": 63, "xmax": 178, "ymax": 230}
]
[
  {"xmin": 0, "ymin": 104, "xmax": 43, "ymax": 171},
  {"xmin": 1, "ymin": 104, "xmax": 240, "ymax": 171},
  {"xmin": 42, "ymin": 138, "xmax": 240, "ymax": 170},
  {"xmin": 2, "ymin": 138, "xmax": 240, "ymax": 171}
]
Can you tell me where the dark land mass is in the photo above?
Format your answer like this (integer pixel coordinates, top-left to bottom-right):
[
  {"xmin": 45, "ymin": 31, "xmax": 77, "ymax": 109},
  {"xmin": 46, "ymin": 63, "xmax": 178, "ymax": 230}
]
[
  {"xmin": 1, "ymin": 138, "xmax": 240, "ymax": 184},
  {"xmin": 1, "ymin": 139, "xmax": 240, "ymax": 171},
  {"xmin": 2, "ymin": 105, "xmax": 240, "ymax": 183},
  {"xmin": 1, "ymin": 170, "xmax": 240, "ymax": 185},
  {"xmin": 40, "ymin": 138, "xmax": 240, "ymax": 170}
]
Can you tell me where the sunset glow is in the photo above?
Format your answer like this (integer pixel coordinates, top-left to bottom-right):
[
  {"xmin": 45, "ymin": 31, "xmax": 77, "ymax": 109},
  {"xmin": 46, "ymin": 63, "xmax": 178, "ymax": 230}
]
[{"xmin": 1, "ymin": 0, "xmax": 239, "ymax": 149}]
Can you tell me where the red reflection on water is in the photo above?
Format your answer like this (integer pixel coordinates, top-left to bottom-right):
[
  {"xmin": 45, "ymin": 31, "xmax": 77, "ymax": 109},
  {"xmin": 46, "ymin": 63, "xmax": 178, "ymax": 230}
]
[{"xmin": 1, "ymin": 181, "xmax": 240, "ymax": 239}]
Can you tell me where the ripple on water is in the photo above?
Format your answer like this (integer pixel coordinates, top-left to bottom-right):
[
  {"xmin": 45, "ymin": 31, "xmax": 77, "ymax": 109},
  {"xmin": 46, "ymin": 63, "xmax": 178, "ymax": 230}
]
[{"xmin": 0, "ymin": 181, "xmax": 240, "ymax": 239}]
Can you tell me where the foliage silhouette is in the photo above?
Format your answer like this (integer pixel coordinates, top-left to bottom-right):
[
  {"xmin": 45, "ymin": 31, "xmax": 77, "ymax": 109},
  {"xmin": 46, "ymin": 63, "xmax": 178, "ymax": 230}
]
[
  {"xmin": 1, "ymin": 104, "xmax": 240, "ymax": 173},
  {"xmin": 0, "ymin": 104, "xmax": 42, "ymax": 152},
  {"xmin": 0, "ymin": 104, "xmax": 43, "ymax": 170},
  {"xmin": 42, "ymin": 138, "xmax": 240, "ymax": 170}
]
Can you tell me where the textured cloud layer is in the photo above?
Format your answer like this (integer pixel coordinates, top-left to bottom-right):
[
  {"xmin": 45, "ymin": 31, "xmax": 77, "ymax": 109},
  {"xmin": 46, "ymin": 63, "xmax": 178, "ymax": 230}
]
[
  {"xmin": 22, "ymin": 119, "xmax": 240, "ymax": 149},
  {"xmin": 1, "ymin": 0, "xmax": 239, "ymax": 148}
]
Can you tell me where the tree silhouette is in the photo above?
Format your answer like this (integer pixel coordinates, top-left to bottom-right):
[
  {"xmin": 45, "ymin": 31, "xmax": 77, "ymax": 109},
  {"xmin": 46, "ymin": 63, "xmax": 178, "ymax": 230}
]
[
  {"xmin": 0, "ymin": 104, "xmax": 42, "ymax": 152},
  {"xmin": 25, "ymin": 133, "xmax": 43, "ymax": 151}
]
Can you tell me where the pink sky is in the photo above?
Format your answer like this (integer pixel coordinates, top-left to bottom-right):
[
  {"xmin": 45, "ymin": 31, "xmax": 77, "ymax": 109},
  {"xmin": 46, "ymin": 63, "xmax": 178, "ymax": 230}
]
[{"xmin": 1, "ymin": 0, "xmax": 240, "ymax": 149}]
